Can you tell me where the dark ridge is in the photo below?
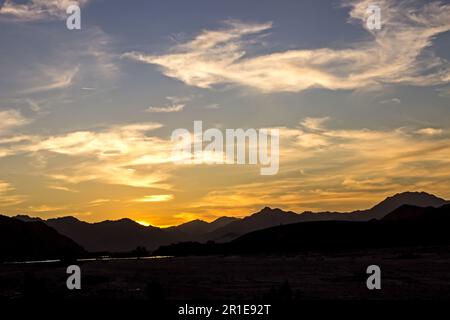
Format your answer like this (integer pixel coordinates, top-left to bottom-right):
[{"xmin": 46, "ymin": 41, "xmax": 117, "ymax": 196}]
[
  {"xmin": 0, "ymin": 215, "xmax": 86, "ymax": 262},
  {"xmin": 154, "ymin": 204, "xmax": 450, "ymax": 256}
]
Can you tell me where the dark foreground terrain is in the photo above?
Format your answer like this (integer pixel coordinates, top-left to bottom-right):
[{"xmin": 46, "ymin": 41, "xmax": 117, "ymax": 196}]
[{"xmin": 1, "ymin": 246, "xmax": 450, "ymax": 301}]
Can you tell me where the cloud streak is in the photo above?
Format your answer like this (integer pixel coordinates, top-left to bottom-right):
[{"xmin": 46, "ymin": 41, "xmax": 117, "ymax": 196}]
[
  {"xmin": 146, "ymin": 103, "xmax": 185, "ymax": 113},
  {"xmin": 0, "ymin": 0, "xmax": 90, "ymax": 21},
  {"xmin": 0, "ymin": 122, "xmax": 177, "ymax": 190},
  {"xmin": 23, "ymin": 66, "xmax": 79, "ymax": 93},
  {"xmin": 0, "ymin": 180, "xmax": 24, "ymax": 206},
  {"xmin": 0, "ymin": 109, "xmax": 30, "ymax": 133},
  {"xmin": 124, "ymin": 0, "xmax": 450, "ymax": 93}
]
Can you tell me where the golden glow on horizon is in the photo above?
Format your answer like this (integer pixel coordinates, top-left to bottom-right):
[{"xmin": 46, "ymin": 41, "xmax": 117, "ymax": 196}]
[
  {"xmin": 2, "ymin": 119, "xmax": 450, "ymax": 227},
  {"xmin": 136, "ymin": 220, "xmax": 151, "ymax": 227}
]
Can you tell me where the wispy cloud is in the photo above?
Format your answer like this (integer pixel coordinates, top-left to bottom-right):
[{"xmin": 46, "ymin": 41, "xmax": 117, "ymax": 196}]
[
  {"xmin": 146, "ymin": 103, "xmax": 185, "ymax": 113},
  {"xmin": 134, "ymin": 194, "xmax": 174, "ymax": 202},
  {"xmin": 5, "ymin": 27, "xmax": 118, "ymax": 96},
  {"xmin": 191, "ymin": 117, "xmax": 450, "ymax": 213},
  {"xmin": 415, "ymin": 127, "xmax": 443, "ymax": 136},
  {"xmin": 0, "ymin": 180, "xmax": 25, "ymax": 206},
  {"xmin": 124, "ymin": 0, "xmax": 450, "ymax": 93},
  {"xmin": 23, "ymin": 66, "xmax": 79, "ymax": 93},
  {"xmin": 0, "ymin": 109, "xmax": 30, "ymax": 133},
  {"xmin": 26, "ymin": 99, "xmax": 41, "ymax": 112},
  {"xmin": 0, "ymin": 0, "xmax": 90, "ymax": 22},
  {"xmin": 379, "ymin": 98, "xmax": 401, "ymax": 104},
  {"xmin": 26, "ymin": 204, "xmax": 65, "ymax": 212},
  {"xmin": 87, "ymin": 198, "xmax": 114, "ymax": 207},
  {"xmin": 300, "ymin": 117, "xmax": 330, "ymax": 131},
  {"xmin": 0, "ymin": 122, "xmax": 175, "ymax": 189},
  {"xmin": 437, "ymin": 86, "xmax": 450, "ymax": 98},
  {"xmin": 47, "ymin": 185, "xmax": 79, "ymax": 193},
  {"xmin": 204, "ymin": 103, "xmax": 220, "ymax": 110},
  {"xmin": 145, "ymin": 96, "xmax": 191, "ymax": 113}
]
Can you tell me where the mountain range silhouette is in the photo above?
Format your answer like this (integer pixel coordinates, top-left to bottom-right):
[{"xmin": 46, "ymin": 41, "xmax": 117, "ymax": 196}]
[
  {"xmin": 2, "ymin": 191, "xmax": 449, "ymax": 259},
  {"xmin": 155, "ymin": 203, "xmax": 450, "ymax": 256}
]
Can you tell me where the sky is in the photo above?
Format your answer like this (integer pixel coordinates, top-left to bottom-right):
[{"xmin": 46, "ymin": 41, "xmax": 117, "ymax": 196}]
[{"xmin": 1, "ymin": 0, "xmax": 450, "ymax": 227}]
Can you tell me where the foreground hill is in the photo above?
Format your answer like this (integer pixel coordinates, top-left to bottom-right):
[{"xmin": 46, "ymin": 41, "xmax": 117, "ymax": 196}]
[
  {"xmin": 154, "ymin": 204, "xmax": 450, "ymax": 256},
  {"xmin": 165, "ymin": 217, "xmax": 239, "ymax": 236},
  {"xmin": 0, "ymin": 215, "xmax": 86, "ymax": 262}
]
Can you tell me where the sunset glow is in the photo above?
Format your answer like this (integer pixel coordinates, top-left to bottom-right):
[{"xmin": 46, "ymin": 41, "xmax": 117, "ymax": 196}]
[{"xmin": 1, "ymin": 0, "xmax": 450, "ymax": 227}]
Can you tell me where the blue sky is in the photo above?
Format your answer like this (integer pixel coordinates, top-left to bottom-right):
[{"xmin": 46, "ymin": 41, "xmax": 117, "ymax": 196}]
[{"xmin": 1, "ymin": 0, "xmax": 450, "ymax": 226}]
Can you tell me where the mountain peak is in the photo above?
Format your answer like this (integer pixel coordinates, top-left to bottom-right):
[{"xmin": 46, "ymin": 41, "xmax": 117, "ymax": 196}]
[
  {"xmin": 189, "ymin": 219, "xmax": 208, "ymax": 224},
  {"xmin": 211, "ymin": 216, "xmax": 239, "ymax": 224},
  {"xmin": 380, "ymin": 191, "xmax": 446, "ymax": 205},
  {"xmin": 256, "ymin": 207, "xmax": 280, "ymax": 215},
  {"xmin": 253, "ymin": 207, "xmax": 297, "ymax": 217},
  {"xmin": 176, "ymin": 219, "xmax": 209, "ymax": 228},
  {"xmin": 368, "ymin": 191, "xmax": 448, "ymax": 219},
  {"xmin": 391, "ymin": 191, "xmax": 438, "ymax": 198},
  {"xmin": 116, "ymin": 218, "xmax": 138, "ymax": 224},
  {"xmin": 48, "ymin": 216, "xmax": 81, "ymax": 223},
  {"xmin": 13, "ymin": 215, "xmax": 43, "ymax": 222}
]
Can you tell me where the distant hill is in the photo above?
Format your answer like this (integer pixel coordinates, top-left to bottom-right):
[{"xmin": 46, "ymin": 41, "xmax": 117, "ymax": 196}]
[
  {"xmin": 12, "ymin": 191, "xmax": 449, "ymax": 253},
  {"xmin": 13, "ymin": 214, "xmax": 43, "ymax": 222},
  {"xmin": 351, "ymin": 191, "xmax": 449, "ymax": 220},
  {"xmin": 0, "ymin": 215, "xmax": 86, "ymax": 262},
  {"xmin": 19, "ymin": 215, "xmax": 239, "ymax": 252},
  {"xmin": 166, "ymin": 217, "xmax": 239, "ymax": 236},
  {"xmin": 202, "ymin": 207, "xmax": 300, "ymax": 242},
  {"xmin": 44, "ymin": 217, "xmax": 177, "ymax": 252},
  {"xmin": 154, "ymin": 203, "xmax": 450, "ymax": 256}
]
